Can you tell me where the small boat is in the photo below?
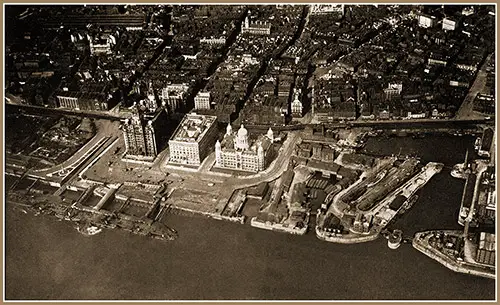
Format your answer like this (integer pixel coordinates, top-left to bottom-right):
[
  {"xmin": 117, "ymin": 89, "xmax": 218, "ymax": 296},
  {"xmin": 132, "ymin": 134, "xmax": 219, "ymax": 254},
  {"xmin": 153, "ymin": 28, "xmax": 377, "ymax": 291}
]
[
  {"xmin": 388, "ymin": 229, "xmax": 403, "ymax": 249},
  {"xmin": 77, "ymin": 223, "xmax": 102, "ymax": 236},
  {"xmin": 474, "ymin": 137, "xmax": 482, "ymax": 151},
  {"xmin": 86, "ymin": 225, "xmax": 102, "ymax": 235}
]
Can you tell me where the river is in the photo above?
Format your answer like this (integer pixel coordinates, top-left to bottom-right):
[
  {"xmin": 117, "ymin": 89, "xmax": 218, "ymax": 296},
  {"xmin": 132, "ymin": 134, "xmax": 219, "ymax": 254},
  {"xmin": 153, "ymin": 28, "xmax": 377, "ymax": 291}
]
[{"xmin": 5, "ymin": 133, "xmax": 495, "ymax": 300}]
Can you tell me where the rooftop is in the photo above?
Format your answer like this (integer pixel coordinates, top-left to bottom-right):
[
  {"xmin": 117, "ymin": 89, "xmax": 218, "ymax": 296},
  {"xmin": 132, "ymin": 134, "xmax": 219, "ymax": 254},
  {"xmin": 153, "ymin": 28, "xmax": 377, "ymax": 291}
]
[{"xmin": 170, "ymin": 112, "xmax": 217, "ymax": 143}]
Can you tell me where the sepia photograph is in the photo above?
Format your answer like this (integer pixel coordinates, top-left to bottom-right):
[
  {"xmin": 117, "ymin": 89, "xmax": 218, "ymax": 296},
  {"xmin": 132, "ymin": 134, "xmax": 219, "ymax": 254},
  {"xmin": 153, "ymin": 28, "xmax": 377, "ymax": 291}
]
[{"xmin": 3, "ymin": 2, "xmax": 497, "ymax": 301}]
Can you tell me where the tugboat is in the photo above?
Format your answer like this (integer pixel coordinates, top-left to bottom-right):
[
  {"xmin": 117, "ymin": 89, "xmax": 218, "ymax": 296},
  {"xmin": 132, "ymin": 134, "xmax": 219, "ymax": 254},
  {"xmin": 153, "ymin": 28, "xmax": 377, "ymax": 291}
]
[{"xmin": 388, "ymin": 229, "xmax": 403, "ymax": 249}]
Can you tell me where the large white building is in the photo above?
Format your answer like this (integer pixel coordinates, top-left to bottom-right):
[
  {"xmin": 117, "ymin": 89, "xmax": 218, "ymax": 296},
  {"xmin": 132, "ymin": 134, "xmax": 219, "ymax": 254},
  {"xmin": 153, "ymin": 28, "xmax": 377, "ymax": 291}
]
[
  {"xmin": 310, "ymin": 4, "xmax": 344, "ymax": 16},
  {"xmin": 442, "ymin": 18, "xmax": 457, "ymax": 31},
  {"xmin": 89, "ymin": 33, "xmax": 116, "ymax": 55},
  {"xmin": 168, "ymin": 113, "xmax": 218, "ymax": 166},
  {"xmin": 242, "ymin": 15, "xmax": 271, "ymax": 35},
  {"xmin": 161, "ymin": 83, "xmax": 189, "ymax": 112},
  {"xmin": 194, "ymin": 91, "xmax": 211, "ymax": 110},
  {"xmin": 215, "ymin": 124, "xmax": 274, "ymax": 173},
  {"xmin": 418, "ymin": 14, "xmax": 436, "ymax": 28},
  {"xmin": 200, "ymin": 37, "xmax": 226, "ymax": 46}
]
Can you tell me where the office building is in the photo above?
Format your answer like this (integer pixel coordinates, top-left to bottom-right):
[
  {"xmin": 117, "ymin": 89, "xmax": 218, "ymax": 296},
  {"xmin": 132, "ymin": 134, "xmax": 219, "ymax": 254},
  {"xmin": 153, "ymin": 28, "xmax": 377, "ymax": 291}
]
[
  {"xmin": 168, "ymin": 113, "xmax": 218, "ymax": 166},
  {"xmin": 121, "ymin": 105, "xmax": 169, "ymax": 161}
]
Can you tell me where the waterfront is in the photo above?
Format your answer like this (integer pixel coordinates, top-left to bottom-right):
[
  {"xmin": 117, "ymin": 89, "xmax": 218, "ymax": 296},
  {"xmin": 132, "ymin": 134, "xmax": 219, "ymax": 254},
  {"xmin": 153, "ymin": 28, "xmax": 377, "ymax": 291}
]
[
  {"xmin": 5, "ymin": 134, "xmax": 495, "ymax": 300},
  {"xmin": 363, "ymin": 134, "xmax": 479, "ymax": 235}
]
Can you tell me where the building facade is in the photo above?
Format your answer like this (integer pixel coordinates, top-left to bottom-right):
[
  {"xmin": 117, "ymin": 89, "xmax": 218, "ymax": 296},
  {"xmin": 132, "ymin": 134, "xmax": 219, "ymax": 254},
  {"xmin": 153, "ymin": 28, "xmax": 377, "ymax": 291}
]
[
  {"xmin": 194, "ymin": 91, "xmax": 211, "ymax": 110},
  {"xmin": 56, "ymin": 91, "xmax": 115, "ymax": 111},
  {"xmin": 310, "ymin": 4, "xmax": 344, "ymax": 16},
  {"xmin": 121, "ymin": 105, "xmax": 168, "ymax": 161},
  {"xmin": 122, "ymin": 113, "xmax": 155, "ymax": 158},
  {"xmin": 442, "ymin": 18, "xmax": 457, "ymax": 31},
  {"xmin": 161, "ymin": 84, "xmax": 189, "ymax": 112},
  {"xmin": 168, "ymin": 113, "xmax": 218, "ymax": 166},
  {"xmin": 291, "ymin": 88, "xmax": 303, "ymax": 117},
  {"xmin": 89, "ymin": 33, "xmax": 116, "ymax": 55},
  {"xmin": 418, "ymin": 14, "xmax": 436, "ymax": 28},
  {"xmin": 215, "ymin": 124, "xmax": 274, "ymax": 173},
  {"xmin": 242, "ymin": 15, "xmax": 271, "ymax": 35},
  {"xmin": 200, "ymin": 37, "xmax": 226, "ymax": 45}
]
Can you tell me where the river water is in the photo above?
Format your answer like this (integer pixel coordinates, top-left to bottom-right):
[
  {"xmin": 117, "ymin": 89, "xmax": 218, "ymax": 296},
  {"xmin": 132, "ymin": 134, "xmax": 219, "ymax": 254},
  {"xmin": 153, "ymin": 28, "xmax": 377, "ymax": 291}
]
[{"xmin": 5, "ymin": 134, "xmax": 496, "ymax": 300}]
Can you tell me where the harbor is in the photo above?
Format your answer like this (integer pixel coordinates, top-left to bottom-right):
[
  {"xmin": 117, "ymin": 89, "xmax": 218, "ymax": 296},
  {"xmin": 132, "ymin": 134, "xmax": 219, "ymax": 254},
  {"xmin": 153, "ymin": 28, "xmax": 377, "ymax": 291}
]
[
  {"xmin": 6, "ymin": 176, "xmax": 178, "ymax": 242},
  {"xmin": 5, "ymin": 128, "xmax": 495, "ymax": 300},
  {"xmin": 315, "ymin": 157, "xmax": 444, "ymax": 244},
  {"xmin": 3, "ymin": 3, "xmax": 496, "ymax": 300}
]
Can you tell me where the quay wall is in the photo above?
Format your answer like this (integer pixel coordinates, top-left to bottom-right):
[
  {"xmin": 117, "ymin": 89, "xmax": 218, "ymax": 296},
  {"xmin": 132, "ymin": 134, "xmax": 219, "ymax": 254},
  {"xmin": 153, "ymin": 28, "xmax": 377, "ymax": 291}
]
[
  {"xmin": 315, "ymin": 226, "xmax": 380, "ymax": 244},
  {"xmin": 412, "ymin": 233, "xmax": 495, "ymax": 279},
  {"xmin": 250, "ymin": 217, "xmax": 308, "ymax": 235}
]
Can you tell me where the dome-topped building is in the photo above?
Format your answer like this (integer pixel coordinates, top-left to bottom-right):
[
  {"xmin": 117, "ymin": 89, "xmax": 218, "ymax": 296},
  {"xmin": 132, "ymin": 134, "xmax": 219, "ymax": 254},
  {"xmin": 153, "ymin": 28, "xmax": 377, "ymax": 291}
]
[
  {"xmin": 238, "ymin": 124, "xmax": 248, "ymax": 137},
  {"xmin": 235, "ymin": 124, "xmax": 249, "ymax": 150},
  {"xmin": 215, "ymin": 124, "xmax": 274, "ymax": 173}
]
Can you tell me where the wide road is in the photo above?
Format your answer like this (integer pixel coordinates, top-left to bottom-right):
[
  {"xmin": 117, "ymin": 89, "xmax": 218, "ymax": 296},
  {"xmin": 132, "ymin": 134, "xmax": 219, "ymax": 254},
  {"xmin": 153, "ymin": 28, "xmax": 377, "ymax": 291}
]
[
  {"xmin": 161, "ymin": 132, "xmax": 300, "ymax": 195},
  {"xmin": 29, "ymin": 120, "xmax": 121, "ymax": 178}
]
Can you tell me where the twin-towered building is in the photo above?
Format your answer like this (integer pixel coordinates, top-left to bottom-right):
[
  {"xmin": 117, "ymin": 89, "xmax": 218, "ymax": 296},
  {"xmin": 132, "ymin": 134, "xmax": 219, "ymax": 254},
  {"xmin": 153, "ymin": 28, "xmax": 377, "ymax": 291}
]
[
  {"xmin": 121, "ymin": 102, "xmax": 169, "ymax": 161},
  {"xmin": 215, "ymin": 124, "xmax": 274, "ymax": 173}
]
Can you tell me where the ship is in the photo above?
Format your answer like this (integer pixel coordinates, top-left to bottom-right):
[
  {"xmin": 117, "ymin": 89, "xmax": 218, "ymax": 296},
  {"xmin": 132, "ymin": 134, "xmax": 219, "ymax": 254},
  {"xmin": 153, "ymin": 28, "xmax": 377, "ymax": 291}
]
[
  {"xmin": 398, "ymin": 195, "xmax": 418, "ymax": 215},
  {"xmin": 451, "ymin": 164, "xmax": 466, "ymax": 179},
  {"xmin": 367, "ymin": 170, "xmax": 387, "ymax": 188},
  {"xmin": 458, "ymin": 207, "xmax": 469, "ymax": 226}
]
